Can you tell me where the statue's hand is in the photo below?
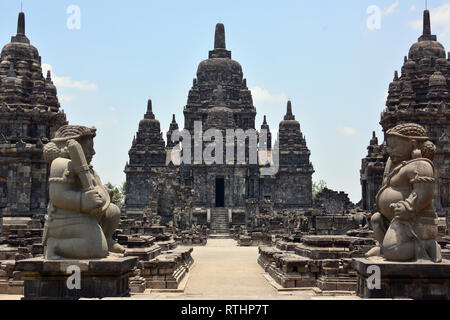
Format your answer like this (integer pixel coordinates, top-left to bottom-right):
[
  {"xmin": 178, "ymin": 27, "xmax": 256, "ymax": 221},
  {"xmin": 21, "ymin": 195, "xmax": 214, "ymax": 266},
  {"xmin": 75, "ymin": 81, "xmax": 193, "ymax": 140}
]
[
  {"xmin": 67, "ymin": 139, "xmax": 80, "ymax": 150},
  {"xmin": 390, "ymin": 202, "xmax": 409, "ymax": 221},
  {"xmin": 81, "ymin": 189, "xmax": 104, "ymax": 214}
]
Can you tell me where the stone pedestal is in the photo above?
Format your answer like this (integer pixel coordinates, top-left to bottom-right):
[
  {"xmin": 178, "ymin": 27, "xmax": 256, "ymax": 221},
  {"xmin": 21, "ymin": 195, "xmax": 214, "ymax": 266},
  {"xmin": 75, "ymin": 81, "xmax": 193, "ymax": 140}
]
[
  {"xmin": 238, "ymin": 235, "xmax": 252, "ymax": 246},
  {"xmin": 16, "ymin": 256, "xmax": 137, "ymax": 300},
  {"xmin": 124, "ymin": 245, "xmax": 161, "ymax": 261},
  {"xmin": 140, "ymin": 247, "xmax": 193, "ymax": 290},
  {"xmin": 353, "ymin": 258, "xmax": 450, "ymax": 300}
]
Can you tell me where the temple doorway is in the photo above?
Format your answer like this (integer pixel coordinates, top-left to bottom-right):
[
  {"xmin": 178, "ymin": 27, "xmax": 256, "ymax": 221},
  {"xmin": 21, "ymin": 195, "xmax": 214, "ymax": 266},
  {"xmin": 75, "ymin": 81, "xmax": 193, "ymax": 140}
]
[{"xmin": 215, "ymin": 178, "xmax": 225, "ymax": 208}]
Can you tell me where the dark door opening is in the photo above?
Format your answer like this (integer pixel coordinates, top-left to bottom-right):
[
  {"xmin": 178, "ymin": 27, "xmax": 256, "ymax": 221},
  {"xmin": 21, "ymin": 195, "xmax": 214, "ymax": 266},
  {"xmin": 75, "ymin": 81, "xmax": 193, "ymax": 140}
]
[{"xmin": 215, "ymin": 178, "xmax": 225, "ymax": 208}]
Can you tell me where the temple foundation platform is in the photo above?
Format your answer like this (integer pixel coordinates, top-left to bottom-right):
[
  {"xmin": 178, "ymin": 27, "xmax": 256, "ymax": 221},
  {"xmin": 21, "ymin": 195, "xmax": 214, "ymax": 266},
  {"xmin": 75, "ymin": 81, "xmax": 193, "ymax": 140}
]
[{"xmin": 353, "ymin": 257, "xmax": 450, "ymax": 300}]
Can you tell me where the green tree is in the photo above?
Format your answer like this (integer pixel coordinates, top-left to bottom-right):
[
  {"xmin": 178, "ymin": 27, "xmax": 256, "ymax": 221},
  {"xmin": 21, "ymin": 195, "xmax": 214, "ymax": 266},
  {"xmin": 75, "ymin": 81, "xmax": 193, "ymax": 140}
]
[
  {"xmin": 312, "ymin": 180, "xmax": 327, "ymax": 200},
  {"xmin": 105, "ymin": 182, "xmax": 125, "ymax": 208},
  {"xmin": 119, "ymin": 182, "xmax": 126, "ymax": 195}
]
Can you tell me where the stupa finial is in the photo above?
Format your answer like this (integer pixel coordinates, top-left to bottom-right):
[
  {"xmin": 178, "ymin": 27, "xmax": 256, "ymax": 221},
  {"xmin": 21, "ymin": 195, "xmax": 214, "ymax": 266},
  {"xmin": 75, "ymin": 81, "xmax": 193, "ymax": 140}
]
[
  {"xmin": 283, "ymin": 101, "xmax": 296, "ymax": 121},
  {"xmin": 214, "ymin": 23, "xmax": 226, "ymax": 49},
  {"xmin": 287, "ymin": 101, "xmax": 293, "ymax": 116},
  {"xmin": 144, "ymin": 99, "xmax": 156, "ymax": 120},
  {"xmin": 423, "ymin": 10, "xmax": 431, "ymax": 36},
  {"xmin": 419, "ymin": 9, "xmax": 437, "ymax": 41},
  {"xmin": 17, "ymin": 12, "xmax": 25, "ymax": 35},
  {"xmin": 147, "ymin": 99, "xmax": 152, "ymax": 112}
]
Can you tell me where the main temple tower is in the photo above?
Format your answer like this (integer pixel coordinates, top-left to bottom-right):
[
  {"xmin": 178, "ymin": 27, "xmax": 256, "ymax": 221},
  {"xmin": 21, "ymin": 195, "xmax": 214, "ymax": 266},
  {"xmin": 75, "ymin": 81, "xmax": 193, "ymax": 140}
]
[{"xmin": 125, "ymin": 23, "xmax": 314, "ymax": 230}]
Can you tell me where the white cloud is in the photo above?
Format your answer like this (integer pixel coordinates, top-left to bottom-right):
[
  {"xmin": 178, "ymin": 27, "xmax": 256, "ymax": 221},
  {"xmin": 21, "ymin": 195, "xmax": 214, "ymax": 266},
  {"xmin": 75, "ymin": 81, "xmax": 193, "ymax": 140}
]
[
  {"xmin": 384, "ymin": 1, "xmax": 400, "ymax": 16},
  {"xmin": 41, "ymin": 63, "xmax": 98, "ymax": 91},
  {"xmin": 409, "ymin": 3, "xmax": 450, "ymax": 38},
  {"xmin": 250, "ymin": 86, "xmax": 287, "ymax": 103},
  {"xmin": 409, "ymin": 19, "xmax": 422, "ymax": 30},
  {"xmin": 410, "ymin": 5, "xmax": 417, "ymax": 12},
  {"xmin": 59, "ymin": 94, "xmax": 75, "ymax": 103},
  {"xmin": 338, "ymin": 127, "xmax": 358, "ymax": 136},
  {"xmin": 94, "ymin": 117, "xmax": 118, "ymax": 128},
  {"xmin": 53, "ymin": 77, "xmax": 98, "ymax": 91}
]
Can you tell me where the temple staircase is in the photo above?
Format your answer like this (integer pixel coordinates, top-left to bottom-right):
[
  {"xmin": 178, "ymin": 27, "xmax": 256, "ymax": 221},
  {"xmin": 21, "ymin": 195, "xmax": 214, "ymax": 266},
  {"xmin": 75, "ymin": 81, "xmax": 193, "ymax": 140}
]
[{"xmin": 210, "ymin": 208, "xmax": 230, "ymax": 235}]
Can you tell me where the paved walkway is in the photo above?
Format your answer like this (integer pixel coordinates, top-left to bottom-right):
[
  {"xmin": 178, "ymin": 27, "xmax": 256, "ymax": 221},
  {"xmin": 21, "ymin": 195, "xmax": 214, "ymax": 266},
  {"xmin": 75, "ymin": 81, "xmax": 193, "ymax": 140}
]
[
  {"xmin": 139, "ymin": 238, "xmax": 359, "ymax": 300},
  {"xmin": 183, "ymin": 238, "xmax": 277, "ymax": 299}
]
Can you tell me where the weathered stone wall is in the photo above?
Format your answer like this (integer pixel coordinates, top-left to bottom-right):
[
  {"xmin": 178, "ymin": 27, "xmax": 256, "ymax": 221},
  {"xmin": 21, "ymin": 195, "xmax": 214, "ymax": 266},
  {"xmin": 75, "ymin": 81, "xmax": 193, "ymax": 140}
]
[
  {"xmin": 315, "ymin": 215, "xmax": 357, "ymax": 235},
  {"xmin": 313, "ymin": 188, "xmax": 353, "ymax": 215},
  {"xmin": 124, "ymin": 170, "xmax": 153, "ymax": 212},
  {"xmin": 275, "ymin": 172, "xmax": 312, "ymax": 207}
]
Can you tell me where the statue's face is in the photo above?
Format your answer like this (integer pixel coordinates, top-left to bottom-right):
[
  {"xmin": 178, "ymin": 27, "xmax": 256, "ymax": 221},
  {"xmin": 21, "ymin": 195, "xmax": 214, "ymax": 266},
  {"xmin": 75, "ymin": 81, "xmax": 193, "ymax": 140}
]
[
  {"xmin": 79, "ymin": 137, "xmax": 95, "ymax": 164},
  {"xmin": 386, "ymin": 135, "xmax": 413, "ymax": 164}
]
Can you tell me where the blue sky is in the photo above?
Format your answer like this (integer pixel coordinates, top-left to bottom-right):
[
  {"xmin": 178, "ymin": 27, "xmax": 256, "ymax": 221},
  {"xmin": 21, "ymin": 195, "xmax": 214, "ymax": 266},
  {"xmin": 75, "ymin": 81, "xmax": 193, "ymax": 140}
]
[{"xmin": 1, "ymin": 0, "xmax": 449, "ymax": 202}]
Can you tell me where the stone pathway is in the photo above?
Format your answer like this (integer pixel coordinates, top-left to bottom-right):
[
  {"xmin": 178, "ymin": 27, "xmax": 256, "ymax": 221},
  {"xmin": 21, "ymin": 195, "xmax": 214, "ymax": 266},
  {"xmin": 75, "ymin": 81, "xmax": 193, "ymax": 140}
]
[
  {"xmin": 182, "ymin": 238, "xmax": 277, "ymax": 298},
  {"xmin": 136, "ymin": 238, "xmax": 360, "ymax": 300}
]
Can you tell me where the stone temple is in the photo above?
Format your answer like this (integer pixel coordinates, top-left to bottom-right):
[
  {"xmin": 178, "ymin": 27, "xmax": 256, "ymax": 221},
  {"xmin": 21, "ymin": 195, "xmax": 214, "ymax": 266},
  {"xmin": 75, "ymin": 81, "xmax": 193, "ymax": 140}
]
[
  {"xmin": 361, "ymin": 10, "xmax": 450, "ymax": 219},
  {"xmin": 0, "ymin": 12, "xmax": 67, "ymax": 228},
  {"xmin": 124, "ymin": 24, "xmax": 314, "ymax": 231}
]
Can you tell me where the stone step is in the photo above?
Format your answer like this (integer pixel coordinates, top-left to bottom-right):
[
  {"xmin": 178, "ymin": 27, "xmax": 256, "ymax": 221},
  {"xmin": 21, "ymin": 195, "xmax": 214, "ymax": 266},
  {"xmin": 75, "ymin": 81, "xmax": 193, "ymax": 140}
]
[{"xmin": 210, "ymin": 208, "xmax": 230, "ymax": 232}]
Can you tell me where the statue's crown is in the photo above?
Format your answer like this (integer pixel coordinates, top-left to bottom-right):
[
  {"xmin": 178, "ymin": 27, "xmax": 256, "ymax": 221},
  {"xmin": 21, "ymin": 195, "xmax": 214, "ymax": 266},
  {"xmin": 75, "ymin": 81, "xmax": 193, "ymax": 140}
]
[
  {"xmin": 53, "ymin": 125, "xmax": 97, "ymax": 142},
  {"xmin": 386, "ymin": 123, "xmax": 429, "ymax": 141}
]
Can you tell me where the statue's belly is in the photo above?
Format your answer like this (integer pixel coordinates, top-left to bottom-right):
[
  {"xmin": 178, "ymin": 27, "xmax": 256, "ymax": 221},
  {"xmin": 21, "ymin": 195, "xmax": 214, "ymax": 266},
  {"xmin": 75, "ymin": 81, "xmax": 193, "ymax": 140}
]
[{"xmin": 377, "ymin": 187, "xmax": 408, "ymax": 221}]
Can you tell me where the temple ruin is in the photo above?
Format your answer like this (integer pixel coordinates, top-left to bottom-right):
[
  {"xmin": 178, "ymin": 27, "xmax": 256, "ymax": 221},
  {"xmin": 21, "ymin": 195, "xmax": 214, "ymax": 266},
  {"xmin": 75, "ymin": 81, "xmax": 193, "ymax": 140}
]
[{"xmin": 124, "ymin": 24, "xmax": 315, "ymax": 232}]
